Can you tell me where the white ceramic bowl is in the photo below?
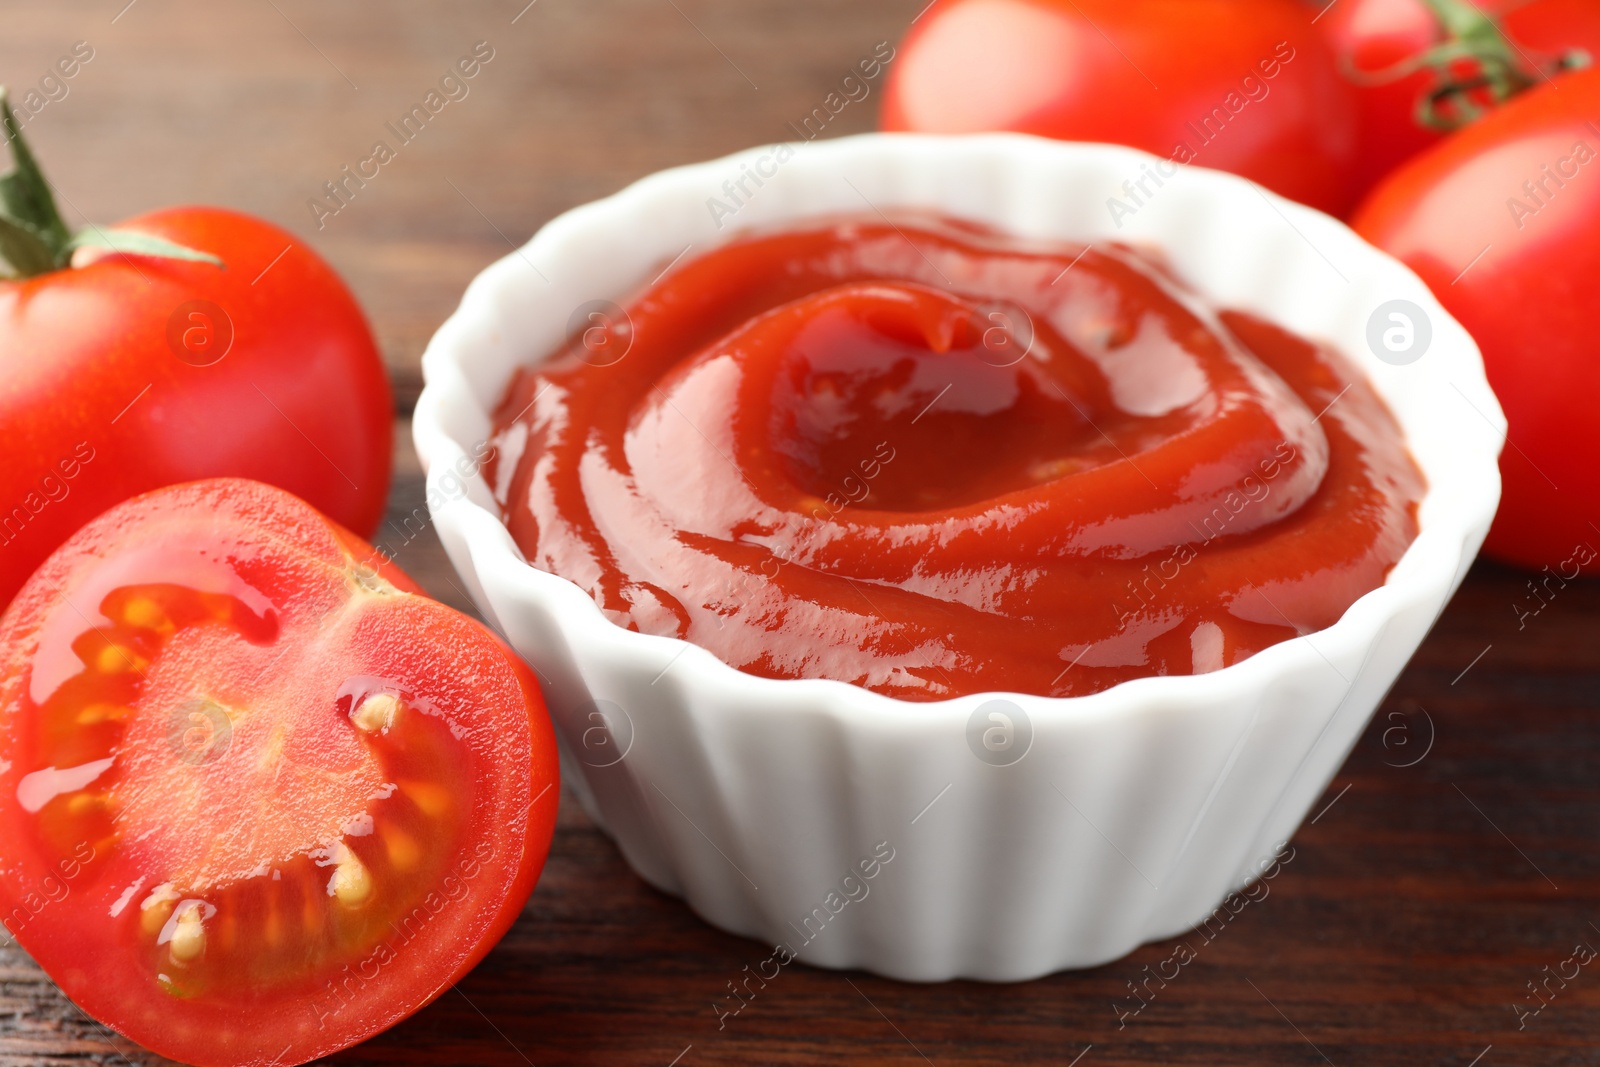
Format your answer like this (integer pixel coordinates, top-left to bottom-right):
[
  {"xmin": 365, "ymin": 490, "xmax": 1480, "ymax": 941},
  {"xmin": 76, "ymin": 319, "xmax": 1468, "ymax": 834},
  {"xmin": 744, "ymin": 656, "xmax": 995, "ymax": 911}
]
[{"xmin": 413, "ymin": 133, "xmax": 1503, "ymax": 981}]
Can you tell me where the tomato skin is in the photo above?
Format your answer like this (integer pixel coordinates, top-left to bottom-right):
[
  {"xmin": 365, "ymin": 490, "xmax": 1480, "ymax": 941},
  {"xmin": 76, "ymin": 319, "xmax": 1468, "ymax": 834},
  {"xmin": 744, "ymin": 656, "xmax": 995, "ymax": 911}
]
[
  {"xmin": 1318, "ymin": 0, "xmax": 1600, "ymax": 206},
  {"xmin": 1497, "ymin": 0, "xmax": 1600, "ymax": 59},
  {"xmin": 0, "ymin": 479, "xmax": 558, "ymax": 1067},
  {"xmin": 0, "ymin": 207, "xmax": 393, "ymax": 609},
  {"xmin": 1352, "ymin": 66, "xmax": 1600, "ymax": 570},
  {"xmin": 1315, "ymin": 0, "xmax": 1448, "ymax": 202},
  {"xmin": 880, "ymin": 0, "xmax": 1360, "ymax": 215}
]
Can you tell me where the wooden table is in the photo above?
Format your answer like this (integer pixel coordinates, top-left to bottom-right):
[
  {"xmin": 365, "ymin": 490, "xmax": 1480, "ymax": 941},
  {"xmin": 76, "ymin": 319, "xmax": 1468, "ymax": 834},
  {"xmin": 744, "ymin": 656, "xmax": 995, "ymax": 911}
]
[{"xmin": 4, "ymin": 3, "xmax": 1598, "ymax": 1064}]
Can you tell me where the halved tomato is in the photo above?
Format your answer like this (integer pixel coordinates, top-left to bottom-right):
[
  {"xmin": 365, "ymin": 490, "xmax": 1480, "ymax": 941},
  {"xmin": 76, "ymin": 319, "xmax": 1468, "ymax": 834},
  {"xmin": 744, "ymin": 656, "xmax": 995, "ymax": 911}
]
[{"xmin": 0, "ymin": 479, "xmax": 558, "ymax": 1066}]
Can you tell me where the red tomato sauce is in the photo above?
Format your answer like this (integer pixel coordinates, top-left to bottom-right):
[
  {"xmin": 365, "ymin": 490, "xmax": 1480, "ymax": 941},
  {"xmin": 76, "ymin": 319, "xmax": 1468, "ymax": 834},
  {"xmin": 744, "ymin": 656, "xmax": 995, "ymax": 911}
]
[{"xmin": 488, "ymin": 220, "xmax": 1424, "ymax": 700}]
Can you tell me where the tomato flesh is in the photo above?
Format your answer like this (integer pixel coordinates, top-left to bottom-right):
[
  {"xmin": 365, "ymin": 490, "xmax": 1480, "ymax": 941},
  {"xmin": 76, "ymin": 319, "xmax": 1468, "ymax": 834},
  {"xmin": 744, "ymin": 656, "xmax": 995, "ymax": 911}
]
[{"xmin": 0, "ymin": 479, "xmax": 558, "ymax": 1067}]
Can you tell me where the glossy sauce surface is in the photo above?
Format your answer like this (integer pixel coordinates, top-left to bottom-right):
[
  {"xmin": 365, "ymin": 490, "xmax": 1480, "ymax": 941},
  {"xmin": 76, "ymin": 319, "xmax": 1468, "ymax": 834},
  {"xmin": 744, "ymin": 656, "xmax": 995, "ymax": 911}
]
[{"xmin": 489, "ymin": 220, "xmax": 1425, "ymax": 700}]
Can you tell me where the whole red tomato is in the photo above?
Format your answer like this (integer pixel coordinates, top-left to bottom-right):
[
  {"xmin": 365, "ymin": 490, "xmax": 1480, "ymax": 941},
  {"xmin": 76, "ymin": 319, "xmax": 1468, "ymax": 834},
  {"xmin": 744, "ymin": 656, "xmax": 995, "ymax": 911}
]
[
  {"xmin": 880, "ymin": 0, "xmax": 1361, "ymax": 215},
  {"xmin": 0, "ymin": 104, "xmax": 391, "ymax": 608},
  {"xmin": 1353, "ymin": 65, "xmax": 1600, "ymax": 571},
  {"xmin": 0, "ymin": 478, "xmax": 559, "ymax": 1066},
  {"xmin": 1317, "ymin": 0, "xmax": 1600, "ymax": 204}
]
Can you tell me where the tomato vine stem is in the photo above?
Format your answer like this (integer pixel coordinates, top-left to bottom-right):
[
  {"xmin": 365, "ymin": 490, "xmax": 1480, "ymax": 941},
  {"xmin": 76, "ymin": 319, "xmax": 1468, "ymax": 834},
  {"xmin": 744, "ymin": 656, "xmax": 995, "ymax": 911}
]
[
  {"xmin": 0, "ymin": 88, "xmax": 224, "ymax": 279},
  {"xmin": 1341, "ymin": 0, "xmax": 1589, "ymax": 132}
]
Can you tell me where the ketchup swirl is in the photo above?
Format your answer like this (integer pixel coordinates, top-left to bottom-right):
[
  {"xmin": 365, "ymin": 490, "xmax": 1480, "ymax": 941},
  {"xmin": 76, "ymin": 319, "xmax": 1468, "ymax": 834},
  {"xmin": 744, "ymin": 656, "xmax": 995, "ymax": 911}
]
[{"xmin": 488, "ymin": 220, "xmax": 1423, "ymax": 700}]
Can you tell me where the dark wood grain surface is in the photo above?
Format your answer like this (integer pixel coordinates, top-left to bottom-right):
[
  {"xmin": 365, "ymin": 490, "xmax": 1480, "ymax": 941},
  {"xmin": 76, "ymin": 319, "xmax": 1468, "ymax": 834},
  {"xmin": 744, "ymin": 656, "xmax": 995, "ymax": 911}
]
[{"xmin": 4, "ymin": 3, "xmax": 1599, "ymax": 1065}]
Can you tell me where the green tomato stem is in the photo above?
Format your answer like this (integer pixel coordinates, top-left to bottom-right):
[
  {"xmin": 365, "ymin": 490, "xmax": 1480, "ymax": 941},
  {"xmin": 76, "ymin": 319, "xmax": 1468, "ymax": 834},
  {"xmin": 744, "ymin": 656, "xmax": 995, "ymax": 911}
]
[
  {"xmin": 1339, "ymin": 0, "xmax": 1588, "ymax": 133},
  {"xmin": 1407, "ymin": 0, "xmax": 1583, "ymax": 131},
  {"xmin": 0, "ymin": 87, "xmax": 222, "ymax": 279}
]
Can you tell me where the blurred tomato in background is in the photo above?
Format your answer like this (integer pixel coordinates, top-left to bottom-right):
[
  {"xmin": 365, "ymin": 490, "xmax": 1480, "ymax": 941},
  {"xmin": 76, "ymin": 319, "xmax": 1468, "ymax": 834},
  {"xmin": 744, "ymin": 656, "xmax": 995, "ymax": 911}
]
[
  {"xmin": 1354, "ymin": 65, "xmax": 1600, "ymax": 570},
  {"xmin": 881, "ymin": 0, "xmax": 1361, "ymax": 215},
  {"xmin": 881, "ymin": 0, "xmax": 1600, "ymax": 573},
  {"xmin": 1316, "ymin": 0, "xmax": 1600, "ymax": 202}
]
